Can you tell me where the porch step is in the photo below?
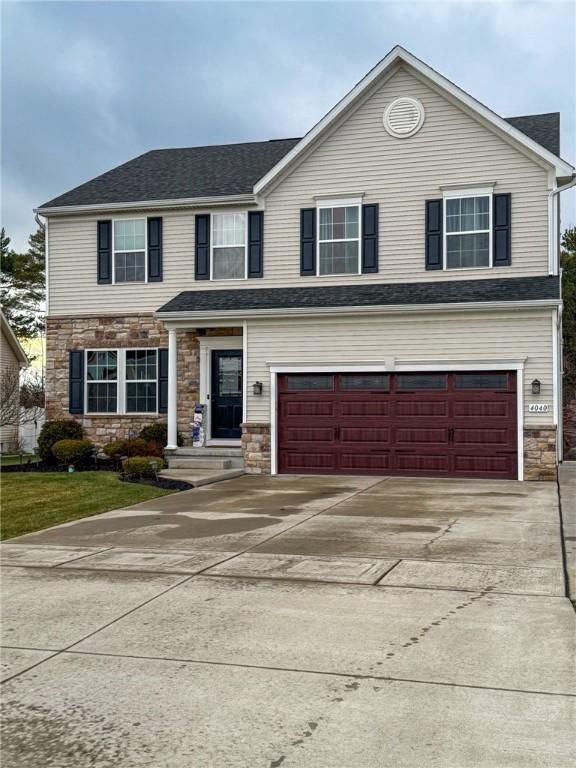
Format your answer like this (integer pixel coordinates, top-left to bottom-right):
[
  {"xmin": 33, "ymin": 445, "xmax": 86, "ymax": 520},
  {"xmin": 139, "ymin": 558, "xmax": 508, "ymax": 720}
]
[
  {"xmin": 173, "ymin": 447, "xmax": 243, "ymax": 458},
  {"xmin": 167, "ymin": 457, "xmax": 234, "ymax": 470},
  {"xmin": 160, "ymin": 468, "xmax": 244, "ymax": 488},
  {"xmin": 166, "ymin": 447, "xmax": 244, "ymax": 469}
]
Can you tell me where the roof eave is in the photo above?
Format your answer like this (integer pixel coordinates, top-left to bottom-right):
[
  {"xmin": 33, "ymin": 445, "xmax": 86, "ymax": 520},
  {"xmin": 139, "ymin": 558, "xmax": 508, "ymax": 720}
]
[
  {"xmin": 0, "ymin": 311, "xmax": 28, "ymax": 364},
  {"xmin": 254, "ymin": 45, "xmax": 573, "ymax": 196},
  {"xmin": 35, "ymin": 193, "xmax": 257, "ymax": 217},
  {"xmin": 155, "ymin": 298, "xmax": 561, "ymax": 324}
]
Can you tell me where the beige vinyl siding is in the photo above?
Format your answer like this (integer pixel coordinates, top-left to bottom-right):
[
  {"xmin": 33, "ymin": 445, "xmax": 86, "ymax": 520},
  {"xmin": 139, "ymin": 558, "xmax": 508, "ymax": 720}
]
[
  {"xmin": 244, "ymin": 308, "xmax": 554, "ymax": 427},
  {"xmin": 47, "ymin": 66, "xmax": 551, "ymax": 317},
  {"xmin": 0, "ymin": 328, "xmax": 21, "ymax": 451}
]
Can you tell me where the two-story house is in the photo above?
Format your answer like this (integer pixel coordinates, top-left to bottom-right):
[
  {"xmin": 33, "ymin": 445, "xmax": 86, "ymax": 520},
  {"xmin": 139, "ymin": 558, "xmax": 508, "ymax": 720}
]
[{"xmin": 37, "ymin": 46, "xmax": 574, "ymax": 481}]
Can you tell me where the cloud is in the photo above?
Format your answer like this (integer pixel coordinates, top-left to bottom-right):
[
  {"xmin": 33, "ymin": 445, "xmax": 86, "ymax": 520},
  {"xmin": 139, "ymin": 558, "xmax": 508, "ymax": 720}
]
[{"xmin": 1, "ymin": 0, "xmax": 574, "ymax": 249}]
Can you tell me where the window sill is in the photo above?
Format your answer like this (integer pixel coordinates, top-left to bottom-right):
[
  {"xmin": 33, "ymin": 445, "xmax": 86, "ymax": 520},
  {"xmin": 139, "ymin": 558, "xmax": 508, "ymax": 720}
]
[{"xmin": 84, "ymin": 412, "xmax": 160, "ymax": 417}]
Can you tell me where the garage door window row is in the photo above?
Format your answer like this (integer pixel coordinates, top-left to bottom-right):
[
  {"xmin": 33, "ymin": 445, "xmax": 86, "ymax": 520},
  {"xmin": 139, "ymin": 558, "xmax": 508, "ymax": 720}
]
[{"xmin": 284, "ymin": 373, "xmax": 512, "ymax": 393}]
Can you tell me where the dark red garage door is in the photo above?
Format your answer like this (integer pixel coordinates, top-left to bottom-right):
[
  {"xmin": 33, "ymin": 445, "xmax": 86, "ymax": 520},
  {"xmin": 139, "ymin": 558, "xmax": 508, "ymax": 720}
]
[{"xmin": 278, "ymin": 372, "xmax": 517, "ymax": 479}]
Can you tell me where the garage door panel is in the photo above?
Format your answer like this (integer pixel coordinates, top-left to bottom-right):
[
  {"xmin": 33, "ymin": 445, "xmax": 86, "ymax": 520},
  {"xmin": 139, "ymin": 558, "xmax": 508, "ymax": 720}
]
[
  {"xmin": 454, "ymin": 454, "xmax": 516, "ymax": 477},
  {"xmin": 454, "ymin": 428, "xmax": 514, "ymax": 448},
  {"xmin": 395, "ymin": 400, "xmax": 449, "ymax": 417},
  {"xmin": 340, "ymin": 400, "xmax": 390, "ymax": 417},
  {"xmin": 282, "ymin": 427, "xmax": 335, "ymax": 443},
  {"xmin": 395, "ymin": 453, "xmax": 451, "ymax": 473},
  {"xmin": 280, "ymin": 451, "xmax": 337, "ymax": 472},
  {"xmin": 395, "ymin": 427, "xmax": 449, "ymax": 445},
  {"xmin": 277, "ymin": 372, "xmax": 517, "ymax": 479},
  {"xmin": 340, "ymin": 427, "xmax": 391, "ymax": 444},
  {"xmin": 340, "ymin": 452, "xmax": 391, "ymax": 472},
  {"xmin": 453, "ymin": 401, "xmax": 513, "ymax": 419},
  {"xmin": 282, "ymin": 401, "xmax": 335, "ymax": 418}
]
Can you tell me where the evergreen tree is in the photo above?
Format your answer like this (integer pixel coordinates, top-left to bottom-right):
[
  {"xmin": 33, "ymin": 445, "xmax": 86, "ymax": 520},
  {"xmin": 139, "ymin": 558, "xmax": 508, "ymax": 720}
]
[{"xmin": 0, "ymin": 222, "xmax": 45, "ymax": 338}]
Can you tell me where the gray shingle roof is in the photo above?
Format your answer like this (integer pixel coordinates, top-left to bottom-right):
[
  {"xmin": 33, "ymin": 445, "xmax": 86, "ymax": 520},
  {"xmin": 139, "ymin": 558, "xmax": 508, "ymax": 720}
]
[
  {"xmin": 505, "ymin": 113, "xmax": 560, "ymax": 156},
  {"xmin": 156, "ymin": 276, "xmax": 560, "ymax": 315},
  {"xmin": 39, "ymin": 113, "xmax": 562, "ymax": 210},
  {"xmin": 39, "ymin": 139, "xmax": 301, "ymax": 209}
]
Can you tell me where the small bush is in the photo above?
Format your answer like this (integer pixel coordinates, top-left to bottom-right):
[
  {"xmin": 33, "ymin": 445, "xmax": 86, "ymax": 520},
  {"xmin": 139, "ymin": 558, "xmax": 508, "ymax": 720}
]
[
  {"xmin": 52, "ymin": 439, "xmax": 95, "ymax": 466},
  {"xmin": 122, "ymin": 456, "xmax": 165, "ymax": 480},
  {"xmin": 103, "ymin": 438, "xmax": 161, "ymax": 459},
  {"xmin": 139, "ymin": 422, "xmax": 182, "ymax": 447},
  {"xmin": 38, "ymin": 420, "xmax": 84, "ymax": 463}
]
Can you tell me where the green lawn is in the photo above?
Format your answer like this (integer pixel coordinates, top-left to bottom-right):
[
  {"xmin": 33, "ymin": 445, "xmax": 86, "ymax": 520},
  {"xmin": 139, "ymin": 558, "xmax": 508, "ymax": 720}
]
[{"xmin": 1, "ymin": 471, "xmax": 175, "ymax": 540}]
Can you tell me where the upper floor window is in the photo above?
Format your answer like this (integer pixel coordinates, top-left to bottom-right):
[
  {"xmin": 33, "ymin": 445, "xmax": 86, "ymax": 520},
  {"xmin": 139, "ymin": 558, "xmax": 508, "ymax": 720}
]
[
  {"xmin": 444, "ymin": 191, "xmax": 491, "ymax": 269},
  {"xmin": 318, "ymin": 203, "xmax": 360, "ymax": 276},
  {"xmin": 113, "ymin": 219, "xmax": 146, "ymax": 283},
  {"xmin": 211, "ymin": 213, "xmax": 247, "ymax": 280}
]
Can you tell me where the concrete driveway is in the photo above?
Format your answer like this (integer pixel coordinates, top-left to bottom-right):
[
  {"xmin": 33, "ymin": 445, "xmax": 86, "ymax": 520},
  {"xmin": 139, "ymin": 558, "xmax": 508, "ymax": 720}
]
[{"xmin": 1, "ymin": 474, "xmax": 574, "ymax": 767}]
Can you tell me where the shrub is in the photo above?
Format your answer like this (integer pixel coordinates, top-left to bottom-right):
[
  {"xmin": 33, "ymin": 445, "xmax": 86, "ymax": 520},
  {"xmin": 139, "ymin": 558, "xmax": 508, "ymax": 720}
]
[
  {"xmin": 139, "ymin": 422, "xmax": 182, "ymax": 447},
  {"xmin": 52, "ymin": 439, "xmax": 95, "ymax": 466},
  {"xmin": 122, "ymin": 456, "xmax": 165, "ymax": 480},
  {"xmin": 38, "ymin": 420, "xmax": 84, "ymax": 463},
  {"xmin": 103, "ymin": 438, "xmax": 162, "ymax": 459}
]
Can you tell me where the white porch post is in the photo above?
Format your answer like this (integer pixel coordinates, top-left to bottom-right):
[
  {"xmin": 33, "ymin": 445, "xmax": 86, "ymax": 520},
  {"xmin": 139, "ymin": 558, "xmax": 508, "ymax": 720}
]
[{"xmin": 166, "ymin": 327, "xmax": 178, "ymax": 450}]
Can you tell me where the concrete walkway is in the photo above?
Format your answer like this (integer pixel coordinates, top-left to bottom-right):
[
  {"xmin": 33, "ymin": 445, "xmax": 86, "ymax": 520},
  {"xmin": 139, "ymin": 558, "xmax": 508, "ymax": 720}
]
[{"xmin": 1, "ymin": 474, "xmax": 574, "ymax": 767}]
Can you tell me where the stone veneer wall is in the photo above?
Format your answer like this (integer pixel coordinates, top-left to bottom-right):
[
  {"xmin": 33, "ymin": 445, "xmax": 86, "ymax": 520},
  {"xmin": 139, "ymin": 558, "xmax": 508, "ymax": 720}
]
[
  {"xmin": 524, "ymin": 426, "xmax": 557, "ymax": 481},
  {"xmin": 241, "ymin": 423, "xmax": 271, "ymax": 474},
  {"xmin": 46, "ymin": 315, "xmax": 241, "ymax": 446}
]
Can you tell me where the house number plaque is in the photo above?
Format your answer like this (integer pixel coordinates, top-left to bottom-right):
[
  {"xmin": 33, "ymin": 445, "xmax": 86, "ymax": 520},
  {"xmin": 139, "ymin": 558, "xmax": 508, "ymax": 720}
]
[{"xmin": 528, "ymin": 404, "xmax": 550, "ymax": 413}]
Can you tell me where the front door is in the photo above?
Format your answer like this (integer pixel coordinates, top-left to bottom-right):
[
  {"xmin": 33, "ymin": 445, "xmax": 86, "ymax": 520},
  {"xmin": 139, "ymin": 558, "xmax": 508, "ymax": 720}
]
[{"xmin": 211, "ymin": 350, "xmax": 243, "ymax": 439}]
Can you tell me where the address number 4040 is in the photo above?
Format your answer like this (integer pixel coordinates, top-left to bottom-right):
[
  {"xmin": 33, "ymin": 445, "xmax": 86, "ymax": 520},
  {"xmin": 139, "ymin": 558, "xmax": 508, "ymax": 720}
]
[{"xmin": 528, "ymin": 403, "xmax": 550, "ymax": 413}]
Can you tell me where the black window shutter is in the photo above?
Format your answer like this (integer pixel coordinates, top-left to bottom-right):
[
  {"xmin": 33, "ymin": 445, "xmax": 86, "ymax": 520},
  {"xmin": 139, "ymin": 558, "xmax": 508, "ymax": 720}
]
[
  {"xmin": 97, "ymin": 220, "xmax": 112, "ymax": 284},
  {"xmin": 147, "ymin": 217, "xmax": 163, "ymax": 281},
  {"xmin": 361, "ymin": 204, "xmax": 379, "ymax": 273},
  {"xmin": 158, "ymin": 348, "xmax": 169, "ymax": 413},
  {"xmin": 248, "ymin": 211, "xmax": 264, "ymax": 278},
  {"xmin": 69, "ymin": 350, "xmax": 84, "ymax": 414},
  {"xmin": 425, "ymin": 200, "xmax": 443, "ymax": 271},
  {"xmin": 493, "ymin": 193, "xmax": 511, "ymax": 267},
  {"xmin": 300, "ymin": 208, "xmax": 316, "ymax": 276},
  {"xmin": 195, "ymin": 214, "xmax": 210, "ymax": 280}
]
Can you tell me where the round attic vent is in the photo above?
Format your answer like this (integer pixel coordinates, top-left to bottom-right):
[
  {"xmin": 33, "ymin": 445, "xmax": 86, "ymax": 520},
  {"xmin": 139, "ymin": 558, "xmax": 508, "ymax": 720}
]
[{"xmin": 383, "ymin": 97, "xmax": 425, "ymax": 138}]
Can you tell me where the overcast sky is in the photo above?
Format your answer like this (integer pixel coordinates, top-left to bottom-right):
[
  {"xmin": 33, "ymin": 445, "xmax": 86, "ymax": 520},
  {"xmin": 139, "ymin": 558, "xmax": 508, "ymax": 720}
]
[{"xmin": 2, "ymin": 0, "xmax": 575, "ymax": 250}]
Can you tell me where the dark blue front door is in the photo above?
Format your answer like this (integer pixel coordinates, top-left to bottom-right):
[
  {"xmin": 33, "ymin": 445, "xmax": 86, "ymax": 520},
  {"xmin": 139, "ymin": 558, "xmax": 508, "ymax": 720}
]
[{"xmin": 211, "ymin": 350, "xmax": 243, "ymax": 439}]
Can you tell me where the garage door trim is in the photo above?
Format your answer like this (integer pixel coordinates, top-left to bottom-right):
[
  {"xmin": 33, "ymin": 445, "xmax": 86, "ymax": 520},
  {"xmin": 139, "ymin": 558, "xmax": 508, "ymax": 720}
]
[{"xmin": 270, "ymin": 361, "xmax": 525, "ymax": 480}]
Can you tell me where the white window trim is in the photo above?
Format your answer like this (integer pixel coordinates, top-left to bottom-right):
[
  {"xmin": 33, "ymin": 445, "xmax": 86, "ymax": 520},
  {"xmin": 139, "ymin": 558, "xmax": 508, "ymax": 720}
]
[
  {"xmin": 316, "ymin": 198, "xmax": 362, "ymax": 277},
  {"xmin": 112, "ymin": 217, "xmax": 147, "ymax": 285},
  {"xmin": 210, "ymin": 211, "xmax": 248, "ymax": 281},
  {"xmin": 198, "ymin": 336, "xmax": 244, "ymax": 444},
  {"xmin": 84, "ymin": 348, "xmax": 160, "ymax": 416},
  {"xmin": 442, "ymin": 188, "xmax": 493, "ymax": 271},
  {"xmin": 269, "ymin": 360, "xmax": 525, "ymax": 481}
]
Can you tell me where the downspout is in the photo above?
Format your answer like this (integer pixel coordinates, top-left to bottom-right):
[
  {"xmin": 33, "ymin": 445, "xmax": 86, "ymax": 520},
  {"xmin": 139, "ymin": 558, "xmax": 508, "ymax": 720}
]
[{"xmin": 549, "ymin": 174, "xmax": 575, "ymax": 461}]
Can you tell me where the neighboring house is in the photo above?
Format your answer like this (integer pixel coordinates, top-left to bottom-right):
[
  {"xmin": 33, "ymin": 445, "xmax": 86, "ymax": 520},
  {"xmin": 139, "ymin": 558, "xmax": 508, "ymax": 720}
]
[
  {"xmin": 0, "ymin": 310, "xmax": 28, "ymax": 453},
  {"xmin": 36, "ymin": 46, "xmax": 575, "ymax": 481}
]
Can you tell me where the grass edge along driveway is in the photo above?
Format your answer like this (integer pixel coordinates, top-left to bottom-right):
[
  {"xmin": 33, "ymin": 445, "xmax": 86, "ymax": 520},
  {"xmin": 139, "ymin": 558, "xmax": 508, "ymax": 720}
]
[{"xmin": 1, "ymin": 471, "xmax": 174, "ymax": 540}]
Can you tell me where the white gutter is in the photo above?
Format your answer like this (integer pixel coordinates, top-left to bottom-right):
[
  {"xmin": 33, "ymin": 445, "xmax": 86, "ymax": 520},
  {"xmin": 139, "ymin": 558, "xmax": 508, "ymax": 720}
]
[
  {"xmin": 156, "ymin": 297, "xmax": 561, "ymax": 324},
  {"xmin": 548, "ymin": 174, "xmax": 576, "ymax": 273},
  {"xmin": 34, "ymin": 193, "xmax": 257, "ymax": 217}
]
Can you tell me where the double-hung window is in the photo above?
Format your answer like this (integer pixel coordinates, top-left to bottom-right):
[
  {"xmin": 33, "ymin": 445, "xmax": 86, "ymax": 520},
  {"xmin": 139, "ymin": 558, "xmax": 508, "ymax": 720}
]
[
  {"xmin": 211, "ymin": 213, "xmax": 247, "ymax": 280},
  {"xmin": 86, "ymin": 351, "xmax": 118, "ymax": 413},
  {"xmin": 113, "ymin": 219, "xmax": 146, "ymax": 283},
  {"xmin": 85, "ymin": 349, "xmax": 159, "ymax": 414},
  {"xmin": 444, "ymin": 190, "xmax": 491, "ymax": 269},
  {"xmin": 317, "ymin": 202, "xmax": 361, "ymax": 275},
  {"xmin": 125, "ymin": 350, "xmax": 158, "ymax": 413}
]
